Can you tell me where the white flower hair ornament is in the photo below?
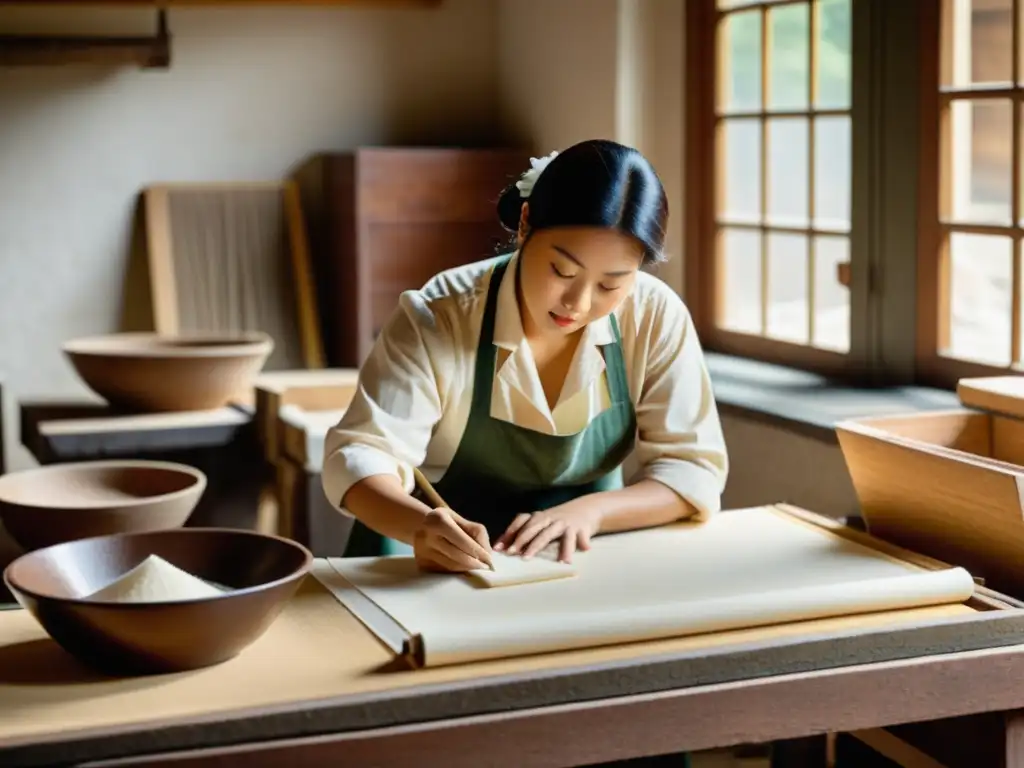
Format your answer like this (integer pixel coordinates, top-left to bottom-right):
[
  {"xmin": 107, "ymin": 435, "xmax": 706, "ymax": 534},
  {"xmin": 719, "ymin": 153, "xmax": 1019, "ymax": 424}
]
[{"xmin": 514, "ymin": 151, "xmax": 559, "ymax": 198}]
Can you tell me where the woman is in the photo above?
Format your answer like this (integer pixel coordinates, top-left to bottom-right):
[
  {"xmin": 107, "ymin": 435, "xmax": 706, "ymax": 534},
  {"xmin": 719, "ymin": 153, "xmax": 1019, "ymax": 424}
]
[{"xmin": 322, "ymin": 139, "xmax": 729, "ymax": 571}]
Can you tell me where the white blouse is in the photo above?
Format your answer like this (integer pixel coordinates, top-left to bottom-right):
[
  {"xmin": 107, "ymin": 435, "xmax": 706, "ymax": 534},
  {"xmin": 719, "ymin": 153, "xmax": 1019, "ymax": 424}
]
[{"xmin": 322, "ymin": 252, "xmax": 729, "ymax": 520}]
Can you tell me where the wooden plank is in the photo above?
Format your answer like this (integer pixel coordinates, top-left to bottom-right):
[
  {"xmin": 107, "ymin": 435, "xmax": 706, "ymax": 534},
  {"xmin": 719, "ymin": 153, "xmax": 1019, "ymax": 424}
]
[
  {"xmin": 282, "ymin": 181, "xmax": 325, "ymax": 371},
  {"xmin": 144, "ymin": 187, "xmax": 179, "ymax": 334},
  {"xmin": 849, "ymin": 729, "xmax": 949, "ymax": 768},
  {"xmin": 47, "ymin": 643, "xmax": 1024, "ymax": 768},
  {"xmin": 19, "ymin": 401, "xmax": 251, "ymax": 464}
]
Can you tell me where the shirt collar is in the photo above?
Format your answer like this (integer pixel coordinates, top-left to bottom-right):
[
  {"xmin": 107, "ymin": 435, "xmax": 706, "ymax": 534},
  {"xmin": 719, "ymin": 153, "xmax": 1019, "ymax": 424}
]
[{"xmin": 491, "ymin": 250, "xmax": 617, "ymax": 351}]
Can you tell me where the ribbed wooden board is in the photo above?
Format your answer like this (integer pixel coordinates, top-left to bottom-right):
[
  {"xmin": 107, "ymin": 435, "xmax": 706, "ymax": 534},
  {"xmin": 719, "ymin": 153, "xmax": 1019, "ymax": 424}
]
[{"xmin": 144, "ymin": 182, "xmax": 324, "ymax": 372}]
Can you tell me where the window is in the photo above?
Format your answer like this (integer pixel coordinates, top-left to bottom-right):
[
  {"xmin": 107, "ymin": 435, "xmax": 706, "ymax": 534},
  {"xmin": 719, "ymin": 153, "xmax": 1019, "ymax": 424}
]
[
  {"xmin": 685, "ymin": 0, "xmax": 854, "ymax": 376},
  {"xmin": 917, "ymin": 0, "xmax": 1023, "ymax": 384}
]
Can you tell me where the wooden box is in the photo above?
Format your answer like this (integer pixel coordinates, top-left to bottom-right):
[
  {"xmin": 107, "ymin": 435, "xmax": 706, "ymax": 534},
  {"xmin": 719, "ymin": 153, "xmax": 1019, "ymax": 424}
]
[
  {"xmin": 836, "ymin": 385, "xmax": 1024, "ymax": 597},
  {"xmin": 252, "ymin": 370, "xmax": 360, "ymax": 555},
  {"xmin": 253, "ymin": 369, "xmax": 359, "ymax": 466},
  {"xmin": 295, "ymin": 147, "xmax": 531, "ymax": 367}
]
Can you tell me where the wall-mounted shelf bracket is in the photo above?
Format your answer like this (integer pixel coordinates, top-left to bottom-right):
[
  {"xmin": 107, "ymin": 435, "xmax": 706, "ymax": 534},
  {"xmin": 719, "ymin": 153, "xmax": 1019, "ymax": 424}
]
[{"xmin": 0, "ymin": 8, "xmax": 171, "ymax": 69}]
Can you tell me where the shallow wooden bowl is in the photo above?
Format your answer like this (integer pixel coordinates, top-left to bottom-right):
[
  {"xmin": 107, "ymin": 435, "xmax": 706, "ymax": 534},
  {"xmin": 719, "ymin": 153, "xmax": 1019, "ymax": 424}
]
[
  {"xmin": 3, "ymin": 528, "xmax": 312, "ymax": 676},
  {"xmin": 62, "ymin": 331, "xmax": 273, "ymax": 412},
  {"xmin": 0, "ymin": 460, "xmax": 206, "ymax": 552}
]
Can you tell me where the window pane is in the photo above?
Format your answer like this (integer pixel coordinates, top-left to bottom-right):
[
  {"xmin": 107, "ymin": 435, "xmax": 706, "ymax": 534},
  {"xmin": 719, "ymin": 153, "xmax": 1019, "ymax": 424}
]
[
  {"xmin": 813, "ymin": 116, "xmax": 851, "ymax": 230},
  {"xmin": 947, "ymin": 232, "xmax": 1012, "ymax": 366},
  {"xmin": 767, "ymin": 232, "xmax": 809, "ymax": 343},
  {"xmin": 721, "ymin": 118, "xmax": 762, "ymax": 223},
  {"xmin": 768, "ymin": 3, "xmax": 809, "ymax": 111},
  {"xmin": 948, "ymin": 99, "xmax": 1012, "ymax": 225},
  {"xmin": 768, "ymin": 118, "xmax": 809, "ymax": 226},
  {"xmin": 813, "ymin": 235, "xmax": 850, "ymax": 352},
  {"xmin": 720, "ymin": 10, "xmax": 762, "ymax": 112},
  {"xmin": 720, "ymin": 228, "xmax": 762, "ymax": 334},
  {"xmin": 943, "ymin": 0, "xmax": 1012, "ymax": 87},
  {"xmin": 816, "ymin": 0, "xmax": 851, "ymax": 109}
]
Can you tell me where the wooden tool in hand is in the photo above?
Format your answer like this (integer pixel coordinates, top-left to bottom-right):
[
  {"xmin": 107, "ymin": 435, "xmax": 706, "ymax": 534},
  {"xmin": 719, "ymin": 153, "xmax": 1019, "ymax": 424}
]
[{"xmin": 413, "ymin": 467, "xmax": 495, "ymax": 571}]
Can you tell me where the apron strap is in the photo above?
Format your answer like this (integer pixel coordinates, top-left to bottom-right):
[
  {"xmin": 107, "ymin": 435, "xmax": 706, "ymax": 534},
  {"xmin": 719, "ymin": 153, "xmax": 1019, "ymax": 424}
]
[
  {"xmin": 602, "ymin": 313, "xmax": 630, "ymax": 404},
  {"xmin": 469, "ymin": 256, "xmax": 510, "ymax": 414}
]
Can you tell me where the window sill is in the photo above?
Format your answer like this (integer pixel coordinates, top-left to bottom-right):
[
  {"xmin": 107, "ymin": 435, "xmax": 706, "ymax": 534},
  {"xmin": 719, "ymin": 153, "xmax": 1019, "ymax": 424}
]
[{"xmin": 705, "ymin": 352, "xmax": 962, "ymax": 443}]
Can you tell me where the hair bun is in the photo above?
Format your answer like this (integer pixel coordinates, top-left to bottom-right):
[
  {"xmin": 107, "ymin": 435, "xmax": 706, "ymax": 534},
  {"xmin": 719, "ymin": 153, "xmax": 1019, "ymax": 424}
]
[{"xmin": 496, "ymin": 182, "xmax": 524, "ymax": 232}]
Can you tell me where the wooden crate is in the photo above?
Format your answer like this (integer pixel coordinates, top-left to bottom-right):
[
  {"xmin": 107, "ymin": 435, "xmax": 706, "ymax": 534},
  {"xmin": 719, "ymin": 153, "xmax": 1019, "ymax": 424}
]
[{"xmin": 836, "ymin": 404, "xmax": 1024, "ymax": 597}]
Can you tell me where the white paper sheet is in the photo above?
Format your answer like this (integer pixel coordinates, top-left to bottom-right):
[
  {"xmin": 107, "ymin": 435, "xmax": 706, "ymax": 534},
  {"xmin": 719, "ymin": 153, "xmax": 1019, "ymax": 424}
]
[
  {"xmin": 467, "ymin": 551, "xmax": 577, "ymax": 588},
  {"xmin": 321, "ymin": 506, "xmax": 976, "ymax": 666}
]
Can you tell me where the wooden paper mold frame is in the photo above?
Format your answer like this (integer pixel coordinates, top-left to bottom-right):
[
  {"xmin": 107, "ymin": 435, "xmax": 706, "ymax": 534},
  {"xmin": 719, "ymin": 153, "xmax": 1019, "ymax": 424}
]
[
  {"xmin": 315, "ymin": 504, "xmax": 1024, "ymax": 671},
  {"xmin": 144, "ymin": 180, "xmax": 325, "ymax": 372}
]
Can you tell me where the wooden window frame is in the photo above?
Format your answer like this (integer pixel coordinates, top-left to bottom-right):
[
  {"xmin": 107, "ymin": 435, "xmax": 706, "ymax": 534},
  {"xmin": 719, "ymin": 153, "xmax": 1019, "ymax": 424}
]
[
  {"xmin": 915, "ymin": 0, "xmax": 1024, "ymax": 389},
  {"xmin": 687, "ymin": 0, "xmax": 981, "ymax": 391},
  {"xmin": 684, "ymin": 0, "xmax": 857, "ymax": 381}
]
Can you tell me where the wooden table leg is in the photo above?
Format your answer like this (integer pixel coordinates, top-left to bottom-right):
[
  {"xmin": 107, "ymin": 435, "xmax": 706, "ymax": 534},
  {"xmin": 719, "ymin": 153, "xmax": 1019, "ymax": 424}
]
[{"xmin": 1006, "ymin": 711, "xmax": 1024, "ymax": 768}]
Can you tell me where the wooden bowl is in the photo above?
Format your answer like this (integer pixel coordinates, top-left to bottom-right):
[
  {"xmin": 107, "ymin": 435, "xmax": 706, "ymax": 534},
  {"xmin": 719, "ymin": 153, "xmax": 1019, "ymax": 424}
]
[
  {"xmin": 0, "ymin": 460, "xmax": 205, "ymax": 552},
  {"xmin": 62, "ymin": 331, "xmax": 273, "ymax": 412},
  {"xmin": 3, "ymin": 528, "xmax": 312, "ymax": 675}
]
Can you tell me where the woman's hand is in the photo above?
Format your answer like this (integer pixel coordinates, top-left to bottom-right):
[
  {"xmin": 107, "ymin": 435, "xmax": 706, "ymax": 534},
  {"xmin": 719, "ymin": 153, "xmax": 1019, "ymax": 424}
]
[
  {"xmin": 494, "ymin": 502, "xmax": 602, "ymax": 563},
  {"xmin": 413, "ymin": 507, "xmax": 494, "ymax": 573}
]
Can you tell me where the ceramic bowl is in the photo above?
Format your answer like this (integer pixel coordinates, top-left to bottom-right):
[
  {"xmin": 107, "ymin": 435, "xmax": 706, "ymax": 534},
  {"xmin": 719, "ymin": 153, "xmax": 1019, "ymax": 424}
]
[
  {"xmin": 0, "ymin": 460, "xmax": 205, "ymax": 552},
  {"xmin": 62, "ymin": 331, "xmax": 273, "ymax": 412},
  {"xmin": 3, "ymin": 528, "xmax": 312, "ymax": 675}
]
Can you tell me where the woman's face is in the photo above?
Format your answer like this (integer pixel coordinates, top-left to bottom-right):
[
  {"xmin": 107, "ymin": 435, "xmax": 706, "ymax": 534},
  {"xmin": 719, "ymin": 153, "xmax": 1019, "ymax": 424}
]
[{"xmin": 516, "ymin": 205, "xmax": 644, "ymax": 339}]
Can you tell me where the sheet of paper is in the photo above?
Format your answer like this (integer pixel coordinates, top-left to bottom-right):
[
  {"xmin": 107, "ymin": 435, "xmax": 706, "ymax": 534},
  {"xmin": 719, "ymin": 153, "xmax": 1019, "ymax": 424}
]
[
  {"xmin": 322, "ymin": 506, "xmax": 977, "ymax": 667},
  {"xmin": 467, "ymin": 551, "xmax": 577, "ymax": 588}
]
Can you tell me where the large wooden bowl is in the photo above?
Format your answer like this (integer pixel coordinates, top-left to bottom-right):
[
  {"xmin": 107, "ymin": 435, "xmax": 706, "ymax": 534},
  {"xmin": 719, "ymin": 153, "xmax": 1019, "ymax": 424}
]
[
  {"xmin": 3, "ymin": 528, "xmax": 312, "ymax": 675},
  {"xmin": 0, "ymin": 460, "xmax": 205, "ymax": 552},
  {"xmin": 62, "ymin": 332, "xmax": 273, "ymax": 412}
]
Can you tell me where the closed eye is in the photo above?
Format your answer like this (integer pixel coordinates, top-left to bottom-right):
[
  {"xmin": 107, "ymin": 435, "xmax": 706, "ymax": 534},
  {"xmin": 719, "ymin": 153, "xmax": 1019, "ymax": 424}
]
[
  {"xmin": 551, "ymin": 263, "xmax": 574, "ymax": 279},
  {"xmin": 599, "ymin": 283, "xmax": 623, "ymax": 293}
]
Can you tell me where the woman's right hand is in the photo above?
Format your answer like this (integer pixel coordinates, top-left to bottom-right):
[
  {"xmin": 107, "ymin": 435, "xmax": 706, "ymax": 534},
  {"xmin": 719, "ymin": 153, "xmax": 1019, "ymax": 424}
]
[{"xmin": 413, "ymin": 508, "xmax": 494, "ymax": 573}]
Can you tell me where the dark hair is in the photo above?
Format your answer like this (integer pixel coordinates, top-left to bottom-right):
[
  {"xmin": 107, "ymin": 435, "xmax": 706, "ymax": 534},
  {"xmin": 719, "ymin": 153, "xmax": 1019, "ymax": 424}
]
[{"xmin": 496, "ymin": 139, "xmax": 669, "ymax": 265}]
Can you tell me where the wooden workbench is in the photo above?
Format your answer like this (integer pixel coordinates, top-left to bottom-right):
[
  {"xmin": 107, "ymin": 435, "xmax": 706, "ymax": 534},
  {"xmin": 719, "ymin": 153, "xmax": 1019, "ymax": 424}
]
[{"xmin": 3, "ymin": 553, "xmax": 1024, "ymax": 768}]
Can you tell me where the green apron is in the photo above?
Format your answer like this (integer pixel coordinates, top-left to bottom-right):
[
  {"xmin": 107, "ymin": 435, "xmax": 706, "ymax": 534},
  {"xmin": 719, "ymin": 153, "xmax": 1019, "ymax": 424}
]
[
  {"xmin": 344, "ymin": 253, "xmax": 637, "ymax": 552},
  {"xmin": 431, "ymin": 254, "xmax": 638, "ymax": 539}
]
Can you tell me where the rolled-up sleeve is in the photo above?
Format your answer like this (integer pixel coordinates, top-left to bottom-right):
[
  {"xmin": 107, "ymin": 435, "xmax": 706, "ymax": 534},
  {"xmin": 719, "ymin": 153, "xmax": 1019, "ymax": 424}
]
[
  {"xmin": 321, "ymin": 291, "xmax": 445, "ymax": 513},
  {"xmin": 630, "ymin": 293, "xmax": 729, "ymax": 521}
]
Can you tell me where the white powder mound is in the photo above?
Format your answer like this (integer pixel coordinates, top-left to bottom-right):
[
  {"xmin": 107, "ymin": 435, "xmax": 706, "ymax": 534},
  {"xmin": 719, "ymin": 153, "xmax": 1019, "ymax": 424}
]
[{"xmin": 86, "ymin": 555, "xmax": 226, "ymax": 603}]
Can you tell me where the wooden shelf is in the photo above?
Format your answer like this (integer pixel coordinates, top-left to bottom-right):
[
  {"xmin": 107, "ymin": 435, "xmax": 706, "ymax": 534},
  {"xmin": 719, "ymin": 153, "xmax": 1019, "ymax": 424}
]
[
  {"xmin": 0, "ymin": 1, "xmax": 440, "ymax": 6},
  {"xmin": 0, "ymin": 9, "xmax": 170, "ymax": 68}
]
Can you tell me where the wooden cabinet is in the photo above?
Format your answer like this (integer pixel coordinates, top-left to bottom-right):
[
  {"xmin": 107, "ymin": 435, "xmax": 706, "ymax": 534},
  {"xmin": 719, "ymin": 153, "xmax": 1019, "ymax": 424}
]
[{"xmin": 297, "ymin": 147, "xmax": 531, "ymax": 368}]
